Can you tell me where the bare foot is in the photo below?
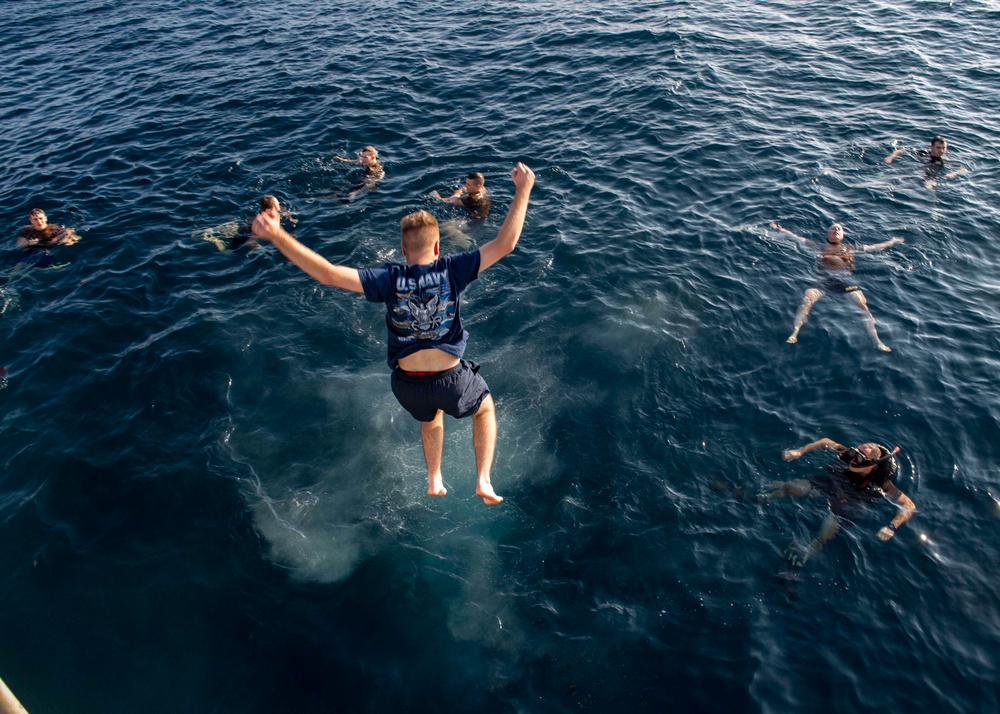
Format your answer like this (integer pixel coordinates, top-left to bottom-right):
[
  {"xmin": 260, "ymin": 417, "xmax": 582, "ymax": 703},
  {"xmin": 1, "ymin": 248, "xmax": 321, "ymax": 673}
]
[
  {"xmin": 476, "ymin": 484, "xmax": 504, "ymax": 505},
  {"xmin": 876, "ymin": 342, "xmax": 891, "ymax": 353},
  {"xmin": 428, "ymin": 474, "xmax": 447, "ymax": 497}
]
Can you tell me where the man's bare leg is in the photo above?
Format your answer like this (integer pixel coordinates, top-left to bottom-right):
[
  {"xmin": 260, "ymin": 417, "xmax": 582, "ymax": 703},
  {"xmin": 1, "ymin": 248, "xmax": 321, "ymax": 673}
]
[
  {"xmin": 787, "ymin": 288, "xmax": 823, "ymax": 344},
  {"xmin": 472, "ymin": 394, "xmax": 502, "ymax": 505},
  {"xmin": 806, "ymin": 512, "xmax": 841, "ymax": 560},
  {"xmin": 421, "ymin": 410, "xmax": 446, "ymax": 496},
  {"xmin": 850, "ymin": 290, "xmax": 890, "ymax": 352}
]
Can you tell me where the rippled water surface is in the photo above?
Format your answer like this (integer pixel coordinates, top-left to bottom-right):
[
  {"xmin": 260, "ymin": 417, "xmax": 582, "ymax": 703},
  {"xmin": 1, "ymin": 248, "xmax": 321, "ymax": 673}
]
[{"xmin": 2, "ymin": 1, "xmax": 1000, "ymax": 712}]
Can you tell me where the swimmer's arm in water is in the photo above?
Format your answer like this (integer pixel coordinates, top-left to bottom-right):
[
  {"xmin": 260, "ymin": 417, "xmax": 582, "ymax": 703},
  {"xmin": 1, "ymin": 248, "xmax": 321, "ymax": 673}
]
[
  {"xmin": 251, "ymin": 211, "xmax": 362, "ymax": 292},
  {"xmin": 429, "ymin": 188, "xmax": 464, "ymax": 206},
  {"xmin": 333, "ymin": 155, "xmax": 361, "ymax": 164},
  {"xmin": 16, "ymin": 231, "xmax": 37, "ymax": 248},
  {"xmin": 769, "ymin": 222, "xmax": 813, "ymax": 246},
  {"xmin": 945, "ymin": 165, "xmax": 968, "ymax": 180},
  {"xmin": 782, "ymin": 437, "xmax": 845, "ymax": 461},
  {"xmin": 877, "ymin": 481, "xmax": 916, "ymax": 541},
  {"xmin": 478, "ymin": 162, "xmax": 535, "ymax": 272},
  {"xmin": 860, "ymin": 236, "xmax": 904, "ymax": 253},
  {"xmin": 55, "ymin": 227, "xmax": 80, "ymax": 245}
]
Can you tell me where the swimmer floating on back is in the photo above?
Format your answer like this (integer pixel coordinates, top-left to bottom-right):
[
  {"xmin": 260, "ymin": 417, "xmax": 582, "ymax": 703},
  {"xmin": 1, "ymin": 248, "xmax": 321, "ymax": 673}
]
[
  {"xmin": 771, "ymin": 221, "xmax": 903, "ymax": 352},
  {"xmin": 761, "ymin": 438, "xmax": 916, "ymax": 568}
]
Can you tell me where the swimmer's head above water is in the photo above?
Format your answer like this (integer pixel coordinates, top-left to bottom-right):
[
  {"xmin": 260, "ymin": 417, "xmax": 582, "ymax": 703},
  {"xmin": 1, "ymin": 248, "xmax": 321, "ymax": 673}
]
[
  {"xmin": 360, "ymin": 146, "xmax": 379, "ymax": 167},
  {"xmin": 846, "ymin": 443, "xmax": 900, "ymax": 470},
  {"xmin": 465, "ymin": 171, "xmax": 486, "ymax": 196},
  {"xmin": 28, "ymin": 208, "xmax": 48, "ymax": 230},
  {"xmin": 929, "ymin": 135, "xmax": 948, "ymax": 159},
  {"xmin": 826, "ymin": 223, "xmax": 844, "ymax": 244}
]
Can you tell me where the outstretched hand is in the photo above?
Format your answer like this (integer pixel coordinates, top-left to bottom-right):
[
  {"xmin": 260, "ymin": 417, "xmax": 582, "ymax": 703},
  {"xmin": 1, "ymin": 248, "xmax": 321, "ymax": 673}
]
[
  {"xmin": 511, "ymin": 162, "xmax": 535, "ymax": 192},
  {"xmin": 877, "ymin": 526, "xmax": 896, "ymax": 542},
  {"xmin": 891, "ymin": 236, "xmax": 905, "ymax": 245},
  {"xmin": 252, "ymin": 211, "xmax": 282, "ymax": 241},
  {"xmin": 782, "ymin": 448, "xmax": 801, "ymax": 461},
  {"xmin": 885, "ymin": 147, "xmax": 905, "ymax": 164},
  {"xmin": 770, "ymin": 221, "xmax": 781, "ymax": 230}
]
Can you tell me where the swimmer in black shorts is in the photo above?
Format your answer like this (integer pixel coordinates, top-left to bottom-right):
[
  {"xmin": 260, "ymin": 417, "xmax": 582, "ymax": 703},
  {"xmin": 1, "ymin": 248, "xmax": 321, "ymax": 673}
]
[
  {"xmin": 761, "ymin": 438, "xmax": 916, "ymax": 567},
  {"xmin": 252, "ymin": 162, "xmax": 535, "ymax": 505},
  {"xmin": 771, "ymin": 221, "xmax": 904, "ymax": 352},
  {"xmin": 885, "ymin": 135, "xmax": 968, "ymax": 189}
]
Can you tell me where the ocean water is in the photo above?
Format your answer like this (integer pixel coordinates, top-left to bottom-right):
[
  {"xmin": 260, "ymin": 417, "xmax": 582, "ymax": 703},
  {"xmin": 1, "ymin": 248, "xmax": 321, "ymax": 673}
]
[{"xmin": 2, "ymin": 0, "xmax": 999, "ymax": 712}]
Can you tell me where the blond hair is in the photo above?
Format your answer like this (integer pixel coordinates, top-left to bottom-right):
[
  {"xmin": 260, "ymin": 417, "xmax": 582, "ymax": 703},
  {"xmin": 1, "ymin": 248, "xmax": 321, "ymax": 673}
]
[{"xmin": 400, "ymin": 210, "xmax": 439, "ymax": 253}]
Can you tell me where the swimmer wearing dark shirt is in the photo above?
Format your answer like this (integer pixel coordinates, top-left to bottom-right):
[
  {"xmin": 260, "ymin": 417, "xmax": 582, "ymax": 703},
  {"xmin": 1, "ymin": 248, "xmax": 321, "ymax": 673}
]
[
  {"xmin": 333, "ymin": 146, "xmax": 384, "ymax": 199},
  {"xmin": 430, "ymin": 172, "xmax": 491, "ymax": 220},
  {"xmin": 16, "ymin": 209, "xmax": 79, "ymax": 248},
  {"xmin": 770, "ymin": 221, "xmax": 903, "ymax": 351},
  {"xmin": 884, "ymin": 135, "xmax": 968, "ymax": 188},
  {"xmin": 762, "ymin": 439, "xmax": 916, "ymax": 567},
  {"xmin": 228, "ymin": 195, "xmax": 295, "ymax": 250}
]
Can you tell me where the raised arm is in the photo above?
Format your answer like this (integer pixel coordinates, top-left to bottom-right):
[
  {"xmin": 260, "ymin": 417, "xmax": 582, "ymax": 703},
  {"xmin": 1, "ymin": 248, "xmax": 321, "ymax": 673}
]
[
  {"xmin": 770, "ymin": 221, "xmax": 813, "ymax": 246},
  {"xmin": 478, "ymin": 162, "xmax": 535, "ymax": 272},
  {"xmin": 876, "ymin": 481, "xmax": 916, "ymax": 541},
  {"xmin": 884, "ymin": 147, "xmax": 907, "ymax": 164},
  {"xmin": 861, "ymin": 236, "xmax": 904, "ymax": 253},
  {"xmin": 252, "ymin": 211, "xmax": 363, "ymax": 292},
  {"xmin": 783, "ymin": 437, "xmax": 846, "ymax": 462}
]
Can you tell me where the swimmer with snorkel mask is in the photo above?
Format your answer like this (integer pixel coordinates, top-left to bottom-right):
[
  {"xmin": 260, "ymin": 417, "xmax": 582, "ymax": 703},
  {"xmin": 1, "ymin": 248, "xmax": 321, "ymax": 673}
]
[{"xmin": 762, "ymin": 437, "xmax": 916, "ymax": 568}]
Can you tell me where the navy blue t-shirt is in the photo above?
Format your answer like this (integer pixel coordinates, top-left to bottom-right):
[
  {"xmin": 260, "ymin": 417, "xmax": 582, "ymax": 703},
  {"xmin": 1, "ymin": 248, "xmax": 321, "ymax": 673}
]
[{"xmin": 358, "ymin": 251, "xmax": 481, "ymax": 368}]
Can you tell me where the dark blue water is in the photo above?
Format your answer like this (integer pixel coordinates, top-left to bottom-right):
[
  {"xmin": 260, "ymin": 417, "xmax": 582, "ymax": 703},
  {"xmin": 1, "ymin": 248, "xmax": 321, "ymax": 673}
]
[{"xmin": 2, "ymin": 1, "xmax": 999, "ymax": 712}]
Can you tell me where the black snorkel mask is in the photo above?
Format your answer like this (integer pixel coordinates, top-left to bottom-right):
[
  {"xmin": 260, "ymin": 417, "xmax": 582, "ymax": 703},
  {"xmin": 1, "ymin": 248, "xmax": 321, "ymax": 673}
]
[{"xmin": 846, "ymin": 445, "xmax": 901, "ymax": 469}]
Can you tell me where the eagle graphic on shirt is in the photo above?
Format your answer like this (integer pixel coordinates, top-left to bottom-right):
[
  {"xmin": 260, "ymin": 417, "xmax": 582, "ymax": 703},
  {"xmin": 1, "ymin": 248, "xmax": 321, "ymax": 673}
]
[{"xmin": 390, "ymin": 270, "xmax": 455, "ymax": 341}]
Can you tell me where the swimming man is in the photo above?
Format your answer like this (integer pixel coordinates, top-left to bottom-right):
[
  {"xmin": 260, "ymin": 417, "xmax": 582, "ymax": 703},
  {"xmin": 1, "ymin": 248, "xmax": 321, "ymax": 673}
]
[
  {"xmin": 252, "ymin": 162, "xmax": 536, "ymax": 504},
  {"xmin": 430, "ymin": 172, "xmax": 491, "ymax": 220},
  {"xmin": 228, "ymin": 195, "xmax": 295, "ymax": 251},
  {"xmin": 771, "ymin": 221, "xmax": 903, "ymax": 351},
  {"xmin": 885, "ymin": 135, "xmax": 967, "ymax": 188},
  {"xmin": 16, "ymin": 209, "xmax": 79, "ymax": 248},
  {"xmin": 762, "ymin": 438, "xmax": 916, "ymax": 567},
  {"xmin": 333, "ymin": 146, "xmax": 384, "ymax": 199}
]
